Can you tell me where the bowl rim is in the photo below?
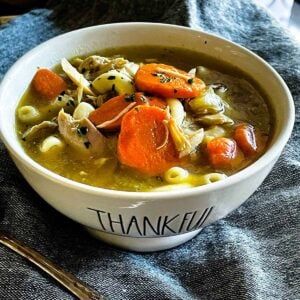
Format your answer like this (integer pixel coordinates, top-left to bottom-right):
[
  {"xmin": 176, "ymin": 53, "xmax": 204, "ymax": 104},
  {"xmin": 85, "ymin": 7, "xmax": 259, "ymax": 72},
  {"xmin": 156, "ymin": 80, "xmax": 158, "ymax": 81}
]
[{"xmin": 0, "ymin": 22, "xmax": 295, "ymax": 201}]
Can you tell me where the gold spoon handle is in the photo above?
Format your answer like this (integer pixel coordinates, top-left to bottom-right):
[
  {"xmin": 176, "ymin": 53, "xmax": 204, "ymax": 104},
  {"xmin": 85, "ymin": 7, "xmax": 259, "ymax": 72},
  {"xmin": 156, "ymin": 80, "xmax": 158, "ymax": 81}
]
[{"xmin": 0, "ymin": 233, "xmax": 106, "ymax": 300}]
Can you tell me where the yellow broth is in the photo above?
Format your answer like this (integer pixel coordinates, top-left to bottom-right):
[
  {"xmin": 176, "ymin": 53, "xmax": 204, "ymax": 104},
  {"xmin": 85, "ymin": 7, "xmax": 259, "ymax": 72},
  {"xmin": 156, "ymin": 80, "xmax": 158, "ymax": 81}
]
[{"xmin": 16, "ymin": 46, "xmax": 272, "ymax": 191}]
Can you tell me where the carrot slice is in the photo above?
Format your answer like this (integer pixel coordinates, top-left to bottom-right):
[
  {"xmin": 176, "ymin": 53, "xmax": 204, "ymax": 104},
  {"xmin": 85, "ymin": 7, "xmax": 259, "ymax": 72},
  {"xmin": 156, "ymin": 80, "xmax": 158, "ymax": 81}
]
[
  {"xmin": 234, "ymin": 123, "xmax": 257, "ymax": 155},
  {"xmin": 135, "ymin": 63, "xmax": 205, "ymax": 98},
  {"xmin": 89, "ymin": 93, "xmax": 166, "ymax": 131},
  {"xmin": 207, "ymin": 137, "xmax": 243, "ymax": 169},
  {"xmin": 118, "ymin": 105, "xmax": 179, "ymax": 175},
  {"xmin": 32, "ymin": 68, "xmax": 66, "ymax": 100}
]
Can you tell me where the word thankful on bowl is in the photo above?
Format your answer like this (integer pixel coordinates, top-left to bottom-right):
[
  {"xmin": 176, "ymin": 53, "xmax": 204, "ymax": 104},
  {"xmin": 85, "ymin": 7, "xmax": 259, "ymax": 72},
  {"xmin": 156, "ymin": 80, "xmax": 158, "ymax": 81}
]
[{"xmin": 87, "ymin": 206, "xmax": 214, "ymax": 237}]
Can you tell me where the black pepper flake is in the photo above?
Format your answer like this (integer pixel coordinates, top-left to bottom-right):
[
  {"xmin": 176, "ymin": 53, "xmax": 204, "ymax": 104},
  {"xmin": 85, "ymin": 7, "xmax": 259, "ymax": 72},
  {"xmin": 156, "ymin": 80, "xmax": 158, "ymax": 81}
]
[
  {"xmin": 107, "ymin": 75, "xmax": 116, "ymax": 80},
  {"xmin": 81, "ymin": 68, "xmax": 86, "ymax": 73},
  {"xmin": 60, "ymin": 91, "xmax": 66, "ymax": 96},
  {"xmin": 111, "ymin": 84, "xmax": 115, "ymax": 92},
  {"xmin": 22, "ymin": 137, "xmax": 26, "ymax": 141},
  {"xmin": 77, "ymin": 126, "xmax": 88, "ymax": 136},
  {"xmin": 174, "ymin": 89, "xmax": 178, "ymax": 93},
  {"xmin": 58, "ymin": 96, "xmax": 63, "ymax": 101},
  {"xmin": 204, "ymin": 40, "xmax": 207, "ymax": 44},
  {"xmin": 69, "ymin": 99, "xmax": 75, "ymax": 106},
  {"xmin": 187, "ymin": 78, "xmax": 193, "ymax": 84},
  {"xmin": 151, "ymin": 73, "xmax": 158, "ymax": 77},
  {"xmin": 134, "ymin": 107, "xmax": 140, "ymax": 112},
  {"xmin": 84, "ymin": 141, "xmax": 91, "ymax": 149},
  {"xmin": 125, "ymin": 94, "xmax": 135, "ymax": 102}
]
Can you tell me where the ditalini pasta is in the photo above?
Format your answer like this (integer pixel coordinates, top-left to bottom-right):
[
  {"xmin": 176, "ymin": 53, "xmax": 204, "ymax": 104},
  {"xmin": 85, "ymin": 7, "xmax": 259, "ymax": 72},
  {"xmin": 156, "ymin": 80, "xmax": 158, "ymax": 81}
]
[{"xmin": 16, "ymin": 46, "xmax": 271, "ymax": 191}]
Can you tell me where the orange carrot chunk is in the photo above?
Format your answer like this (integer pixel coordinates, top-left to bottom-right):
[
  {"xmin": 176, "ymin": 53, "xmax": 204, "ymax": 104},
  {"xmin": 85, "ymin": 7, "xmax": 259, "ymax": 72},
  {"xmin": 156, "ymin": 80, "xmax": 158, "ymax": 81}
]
[
  {"xmin": 89, "ymin": 93, "xmax": 166, "ymax": 131},
  {"xmin": 234, "ymin": 123, "xmax": 257, "ymax": 155},
  {"xmin": 135, "ymin": 63, "xmax": 205, "ymax": 98},
  {"xmin": 118, "ymin": 105, "xmax": 179, "ymax": 176},
  {"xmin": 207, "ymin": 137, "xmax": 241, "ymax": 169},
  {"xmin": 32, "ymin": 68, "xmax": 66, "ymax": 100}
]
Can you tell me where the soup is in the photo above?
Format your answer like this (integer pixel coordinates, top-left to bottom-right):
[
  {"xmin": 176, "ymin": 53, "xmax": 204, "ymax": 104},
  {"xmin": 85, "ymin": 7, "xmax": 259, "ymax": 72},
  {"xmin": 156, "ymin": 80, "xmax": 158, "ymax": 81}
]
[{"xmin": 16, "ymin": 46, "xmax": 271, "ymax": 192}]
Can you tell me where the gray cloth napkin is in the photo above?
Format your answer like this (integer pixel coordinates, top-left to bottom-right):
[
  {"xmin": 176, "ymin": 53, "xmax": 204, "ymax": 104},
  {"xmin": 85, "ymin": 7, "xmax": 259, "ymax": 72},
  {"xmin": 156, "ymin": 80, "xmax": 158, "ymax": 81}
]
[{"xmin": 0, "ymin": 0, "xmax": 299, "ymax": 299}]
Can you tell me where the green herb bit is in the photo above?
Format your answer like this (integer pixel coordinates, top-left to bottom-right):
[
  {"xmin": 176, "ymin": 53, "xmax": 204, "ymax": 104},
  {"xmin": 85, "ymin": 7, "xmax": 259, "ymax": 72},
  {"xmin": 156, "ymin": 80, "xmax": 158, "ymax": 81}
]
[{"xmin": 159, "ymin": 75, "xmax": 171, "ymax": 83}]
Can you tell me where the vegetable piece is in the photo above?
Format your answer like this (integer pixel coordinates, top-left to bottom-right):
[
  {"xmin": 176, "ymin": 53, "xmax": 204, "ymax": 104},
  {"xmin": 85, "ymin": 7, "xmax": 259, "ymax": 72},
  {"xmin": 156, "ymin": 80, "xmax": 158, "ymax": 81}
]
[
  {"xmin": 188, "ymin": 87, "xmax": 224, "ymax": 115},
  {"xmin": 194, "ymin": 113, "xmax": 233, "ymax": 126},
  {"xmin": 89, "ymin": 93, "xmax": 165, "ymax": 130},
  {"xmin": 166, "ymin": 118, "xmax": 192, "ymax": 154},
  {"xmin": 203, "ymin": 125, "xmax": 226, "ymax": 143},
  {"xmin": 207, "ymin": 137, "xmax": 243, "ymax": 169},
  {"xmin": 92, "ymin": 70, "xmax": 134, "ymax": 95},
  {"xmin": 234, "ymin": 123, "xmax": 257, "ymax": 155},
  {"xmin": 167, "ymin": 98, "xmax": 185, "ymax": 126},
  {"xmin": 117, "ymin": 105, "xmax": 179, "ymax": 176},
  {"xmin": 73, "ymin": 102, "xmax": 95, "ymax": 120},
  {"xmin": 22, "ymin": 120, "xmax": 57, "ymax": 140},
  {"xmin": 61, "ymin": 58, "xmax": 95, "ymax": 95},
  {"xmin": 32, "ymin": 69, "xmax": 66, "ymax": 100},
  {"xmin": 135, "ymin": 63, "xmax": 205, "ymax": 98}
]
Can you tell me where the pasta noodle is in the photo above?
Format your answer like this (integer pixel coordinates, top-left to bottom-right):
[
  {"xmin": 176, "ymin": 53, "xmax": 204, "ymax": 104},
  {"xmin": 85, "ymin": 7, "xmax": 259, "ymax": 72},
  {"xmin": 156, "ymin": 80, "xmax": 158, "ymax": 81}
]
[
  {"xmin": 200, "ymin": 173, "xmax": 227, "ymax": 185},
  {"xmin": 17, "ymin": 106, "xmax": 40, "ymax": 123},
  {"xmin": 164, "ymin": 167, "xmax": 189, "ymax": 184},
  {"xmin": 40, "ymin": 136, "xmax": 64, "ymax": 152}
]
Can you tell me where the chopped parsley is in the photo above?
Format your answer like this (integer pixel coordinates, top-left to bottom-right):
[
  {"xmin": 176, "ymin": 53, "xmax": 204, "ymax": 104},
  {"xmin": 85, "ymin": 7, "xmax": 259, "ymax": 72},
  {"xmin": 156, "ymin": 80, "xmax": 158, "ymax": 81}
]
[{"xmin": 151, "ymin": 72, "xmax": 171, "ymax": 83}]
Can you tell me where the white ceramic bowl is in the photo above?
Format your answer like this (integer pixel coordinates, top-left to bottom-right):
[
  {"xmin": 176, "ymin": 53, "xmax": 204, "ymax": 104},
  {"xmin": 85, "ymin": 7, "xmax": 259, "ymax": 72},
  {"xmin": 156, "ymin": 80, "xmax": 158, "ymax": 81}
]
[{"xmin": 0, "ymin": 23, "xmax": 294, "ymax": 252}]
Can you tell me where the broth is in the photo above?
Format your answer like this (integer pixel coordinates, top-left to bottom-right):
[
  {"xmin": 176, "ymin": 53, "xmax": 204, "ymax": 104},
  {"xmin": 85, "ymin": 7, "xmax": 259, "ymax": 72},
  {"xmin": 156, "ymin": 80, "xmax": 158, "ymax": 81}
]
[{"xmin": 16, "ymin": 46, "xmax": 272, "ymax": 191}]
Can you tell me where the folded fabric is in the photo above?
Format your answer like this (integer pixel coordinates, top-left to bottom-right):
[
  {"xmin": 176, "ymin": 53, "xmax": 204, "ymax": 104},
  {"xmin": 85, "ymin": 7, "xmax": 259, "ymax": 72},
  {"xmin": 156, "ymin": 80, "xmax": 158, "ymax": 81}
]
[{"xmin": 0, "ymin": 0, "xmax": 299, "ymax": 299}]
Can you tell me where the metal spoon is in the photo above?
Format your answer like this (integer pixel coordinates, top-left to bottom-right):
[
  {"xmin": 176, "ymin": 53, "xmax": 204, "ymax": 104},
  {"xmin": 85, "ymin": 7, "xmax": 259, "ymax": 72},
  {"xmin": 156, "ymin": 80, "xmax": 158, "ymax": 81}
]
[{"xmin": 0, "ymin": 232, "xmax": 106, "ymax": 300}]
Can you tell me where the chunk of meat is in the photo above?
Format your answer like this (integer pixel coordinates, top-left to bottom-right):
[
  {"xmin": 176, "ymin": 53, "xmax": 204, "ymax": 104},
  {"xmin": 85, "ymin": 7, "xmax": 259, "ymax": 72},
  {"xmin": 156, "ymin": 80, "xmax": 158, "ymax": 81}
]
[
  {"xmin": 57, "ymin": 110, "xmax": 106, "ymax": 156},
  {"xmin": 22, "ymin": 121, "xmax": 57, "ymax": 140}
]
